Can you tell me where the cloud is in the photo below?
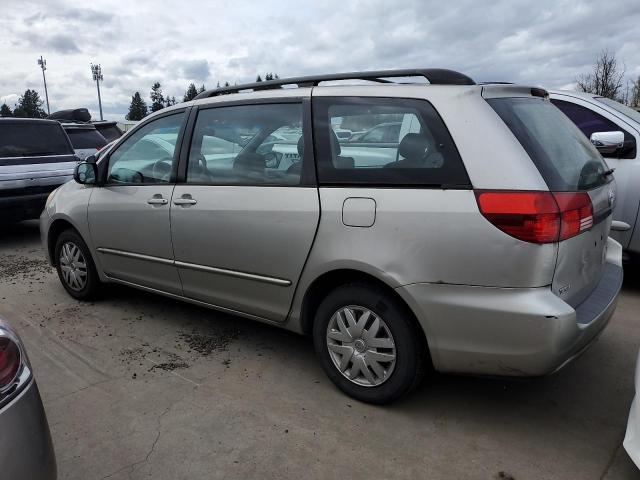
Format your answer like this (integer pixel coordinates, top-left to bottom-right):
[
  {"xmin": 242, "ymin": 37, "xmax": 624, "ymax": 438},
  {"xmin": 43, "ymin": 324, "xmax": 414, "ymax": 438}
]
[
  {"xmin": 178, "ymin": 59, "xmax": 211, "ymax": 82},
  {"xmin": 1, "ymin": 0, "xmax": 639, "ymax": 121}
]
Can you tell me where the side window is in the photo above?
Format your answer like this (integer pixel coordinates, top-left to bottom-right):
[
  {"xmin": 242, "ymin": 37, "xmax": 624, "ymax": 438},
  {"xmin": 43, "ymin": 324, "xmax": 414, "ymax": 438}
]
[
  {"xmin": 186, "ymin": 103, "xmax": 304, "ymax": 185},
  {"xmin": 551, "ymin": 99, "xmax": 636, "ymax": 159},
  {"xmin": 313, "ymin": 97, "xmax": 469, "ymax": 186},
  {"xmin": 108, "ymin": 112, "xmax": 184, "ymax": 184},
  {"xmin": 551, "ymin": 99, "xmax": 622, "ymax": 138}
]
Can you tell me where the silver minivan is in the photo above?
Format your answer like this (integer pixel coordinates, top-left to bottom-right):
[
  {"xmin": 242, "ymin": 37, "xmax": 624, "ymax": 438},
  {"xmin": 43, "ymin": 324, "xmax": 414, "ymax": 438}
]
[{"xmin": 40, "ymin": 69, "xmax": 623, "ymax": 403}]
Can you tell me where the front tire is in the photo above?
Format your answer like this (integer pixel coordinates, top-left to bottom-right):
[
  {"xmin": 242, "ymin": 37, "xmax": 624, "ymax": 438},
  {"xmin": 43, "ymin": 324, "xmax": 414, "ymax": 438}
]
[
  {"xmin": 54, "ymin": 229, "xmax": 100, "ymax": 300},
  {"xmin": 313, "ymin": 283, "xmax": 426, "ymax": 404}
]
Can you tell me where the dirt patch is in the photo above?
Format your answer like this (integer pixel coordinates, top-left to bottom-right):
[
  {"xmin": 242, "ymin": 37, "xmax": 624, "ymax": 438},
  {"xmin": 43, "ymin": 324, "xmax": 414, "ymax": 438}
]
[
  {"xmin": 0, "ymin": 254, "xmax": 54, "ymax": 282},
  {"xmin": 180, "ymin": 327, "xmax": 242, "ymax": 356},
  {"xmin": 149, "ymin": 361, "xmax": 190, "ymax": 372}
]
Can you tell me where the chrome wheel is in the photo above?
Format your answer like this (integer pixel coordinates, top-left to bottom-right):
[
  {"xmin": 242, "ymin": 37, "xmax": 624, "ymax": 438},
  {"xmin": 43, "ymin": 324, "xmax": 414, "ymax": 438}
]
[
  {"xmin": 326, "ymin": 305, "xmax": 396, "ymax": 387},
  {"xmin": 59, "ymin": 241, "xmax": 88, "ymax": 291}
]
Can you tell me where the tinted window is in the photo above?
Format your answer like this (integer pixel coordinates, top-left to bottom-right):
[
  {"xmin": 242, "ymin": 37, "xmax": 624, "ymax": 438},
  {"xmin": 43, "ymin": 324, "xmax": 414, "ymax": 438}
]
[
  {"xmin": 551, "ymin": 99, "xmax": 636, "ymax": 159},
  {"xmin": 490, "ymin": 97, "xmax": 609, "ymax": 191},
  {"xmin": 65, "ymin": 128, "xmax": 107, "ymax": 149},
  {"xmin": 187, "ymin": 103, "xmax": 304, "ymax": 185},
  {"xmin": 0, "ymin": 122, "xmax": 73, "ymax": 158},
  {"xmin": 108, "ymin": 112, "xmax": 184, "ymax": 184},
  {"xmin": 95, "ymin": 124, "xmax": 123, "ymax": 143},
  {"xmin": 313, "ymin": 97, "xmax": 469, "ymax": 186}
]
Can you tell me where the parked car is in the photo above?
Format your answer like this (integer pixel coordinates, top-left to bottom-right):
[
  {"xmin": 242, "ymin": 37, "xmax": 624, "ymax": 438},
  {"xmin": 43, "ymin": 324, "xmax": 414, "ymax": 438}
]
[
  {"xmin": 549, "ymin": 90, "xmax": 640, "ymax": 260},
  {"xmin": 41, "ymin": 69, "xmax": 623, "ymax": 404},
  {"xmin": 61, "ymin": 123, "xmax": 108, "ymax": 161},
  {"xmin": 348, "ymin": 121, "xmax": 401, "ymax": 143},
  {"xmin": 0, "ymin": 317, "xmax": 56, "ymax": 479},
  {"xmin": 49, "ymin": 108, "xmax": 118, "ymax": 158},
  {"xmin": 0, "ymin": 118, "xmax": 78, "ymax": 222}
]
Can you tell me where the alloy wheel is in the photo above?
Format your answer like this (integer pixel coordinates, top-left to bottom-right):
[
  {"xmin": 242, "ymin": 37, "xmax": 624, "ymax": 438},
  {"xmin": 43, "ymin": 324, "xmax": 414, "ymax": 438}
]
[
  {"xmin": 326, "ymin": 305, "xmax": 396, "ymax": 387},
  {"xmin": 59, "ymin": 241, "xmax": 88, "ymax": 291}
]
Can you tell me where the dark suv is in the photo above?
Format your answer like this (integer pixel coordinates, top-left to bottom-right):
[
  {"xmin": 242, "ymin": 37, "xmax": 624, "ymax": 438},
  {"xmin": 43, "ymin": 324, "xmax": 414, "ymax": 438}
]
[{"xmin": 0, "ymin": 118, "xmax": 77, "ymax": 221}]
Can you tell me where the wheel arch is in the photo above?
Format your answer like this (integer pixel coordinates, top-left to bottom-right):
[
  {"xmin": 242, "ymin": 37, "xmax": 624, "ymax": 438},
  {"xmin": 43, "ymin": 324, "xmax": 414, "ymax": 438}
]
[{"xmin": 299, "ymin": 268, "xmax": 431, "ymax": 363}]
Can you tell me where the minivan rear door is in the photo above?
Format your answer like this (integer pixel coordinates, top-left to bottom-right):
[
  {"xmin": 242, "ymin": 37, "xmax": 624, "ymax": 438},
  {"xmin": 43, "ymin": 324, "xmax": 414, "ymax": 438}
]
[{"xmin": 487, "ymin": 94, "xmax": 615, "ymax": 306}]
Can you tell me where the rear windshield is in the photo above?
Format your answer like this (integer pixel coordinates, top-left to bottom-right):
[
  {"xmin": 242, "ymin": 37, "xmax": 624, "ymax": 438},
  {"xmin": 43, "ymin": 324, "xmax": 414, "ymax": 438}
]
[
  {"xmin": 488, "ymin": 97, "xmax": 609, "ymax": 191},
  {"xmin": 66, "ymin": 128, "xmax": 108, "ymax": 150},
  {"xmin": 0, "ymin": 123, "xmax": 74, "ymax": 158},
  {"xmin": 95, "ymin": 124, "xmax": 123, "ymax": 143}
]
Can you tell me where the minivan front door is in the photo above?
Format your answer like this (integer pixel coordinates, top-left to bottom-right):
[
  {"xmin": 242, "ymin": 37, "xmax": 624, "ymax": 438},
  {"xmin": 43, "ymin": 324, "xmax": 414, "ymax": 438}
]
[
  {"xmin": 88, "ymin": 111, "xmax": 186, "ymax": 294},
  {"xmin": 170, "ymin": 102, "xmax": 319, "ymax": 321}
]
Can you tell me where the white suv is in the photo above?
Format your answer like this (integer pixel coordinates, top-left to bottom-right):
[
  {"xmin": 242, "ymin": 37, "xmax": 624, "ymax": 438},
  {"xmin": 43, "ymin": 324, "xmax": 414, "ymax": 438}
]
[{"xmin": 549, "ymin": 90, "xmax": 640, "ymax": 259}]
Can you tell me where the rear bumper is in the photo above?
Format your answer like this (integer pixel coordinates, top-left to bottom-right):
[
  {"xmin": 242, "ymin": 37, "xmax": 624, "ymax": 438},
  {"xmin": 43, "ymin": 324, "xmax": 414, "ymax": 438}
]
[
  {"xmin": 0, "ymin": 380, "xmax": 57, "ymax": 480},
  {"xmin": 396, "ymin": 238, "xmax": 623, "ymax": 377}
]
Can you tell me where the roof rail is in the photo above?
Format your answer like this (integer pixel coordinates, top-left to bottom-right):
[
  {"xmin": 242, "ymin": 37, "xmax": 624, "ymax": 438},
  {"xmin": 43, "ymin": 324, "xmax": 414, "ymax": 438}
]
[{"xmin": 194, "ymin": 68, "xmax": 475, "ymax": 99}]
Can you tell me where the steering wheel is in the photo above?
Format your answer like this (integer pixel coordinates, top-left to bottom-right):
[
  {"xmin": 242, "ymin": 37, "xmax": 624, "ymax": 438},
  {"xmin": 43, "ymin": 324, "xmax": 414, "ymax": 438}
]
[{"xmin": 151, "ymin": 158, "xmax": 173, "ymax": 182}]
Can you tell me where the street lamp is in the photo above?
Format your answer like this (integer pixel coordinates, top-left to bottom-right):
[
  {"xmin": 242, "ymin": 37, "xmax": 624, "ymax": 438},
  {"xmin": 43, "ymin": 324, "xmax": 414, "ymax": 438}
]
[
  {"xmin": 37, "ymin": 56, "xmax": 50, "ymax": 115},
  {"xmin": 91, "ymin": 63, "xmax": 104, "ymax": 121}
]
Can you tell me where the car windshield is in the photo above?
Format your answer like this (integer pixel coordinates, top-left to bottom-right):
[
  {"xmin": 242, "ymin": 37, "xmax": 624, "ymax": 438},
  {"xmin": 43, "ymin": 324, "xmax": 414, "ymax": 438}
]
[
  {"xmin": 66, "ymin": 128, "xmax": 108, "ymax": 150},
  {"xmin": 489, "ymin": 97, "xmax": 609, "ymax": 191},
  {"xmin": 0, "ymin": 122, "xmax": 74, "ymax": 158},
  {"xmin": 595, "ymin": 97, "xmax": 640, "ymax": 124}
]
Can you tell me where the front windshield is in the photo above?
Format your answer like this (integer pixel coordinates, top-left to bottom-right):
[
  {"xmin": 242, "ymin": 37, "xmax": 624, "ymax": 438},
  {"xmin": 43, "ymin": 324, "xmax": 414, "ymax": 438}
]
[{"xmin": 596, "ymin": 97, "xmax": 640, "ymax": 124}]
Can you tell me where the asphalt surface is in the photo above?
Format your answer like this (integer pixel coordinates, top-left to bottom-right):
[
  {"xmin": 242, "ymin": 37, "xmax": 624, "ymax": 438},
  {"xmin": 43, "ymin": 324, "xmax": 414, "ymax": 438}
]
[{"xmin": 1, "ymin": 220, "xmax": 640, "ymax": 480}]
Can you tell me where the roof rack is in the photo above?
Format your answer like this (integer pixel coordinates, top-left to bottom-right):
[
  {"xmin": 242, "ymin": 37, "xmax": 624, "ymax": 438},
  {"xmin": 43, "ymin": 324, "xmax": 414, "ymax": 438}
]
[{"xmin": 194, "ymin": 68, "xmax": 475, "ymax": 99}]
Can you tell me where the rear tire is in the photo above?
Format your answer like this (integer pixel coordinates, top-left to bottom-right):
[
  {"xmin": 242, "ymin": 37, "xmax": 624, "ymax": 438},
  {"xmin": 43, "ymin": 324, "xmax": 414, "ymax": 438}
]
[
  {"xmin": 54, "ymin": 229, "xmax": 100, "ymax": 300},
  {"xmin": 313, "ymin": 282, "xmax": 426, "ymax": 404}
]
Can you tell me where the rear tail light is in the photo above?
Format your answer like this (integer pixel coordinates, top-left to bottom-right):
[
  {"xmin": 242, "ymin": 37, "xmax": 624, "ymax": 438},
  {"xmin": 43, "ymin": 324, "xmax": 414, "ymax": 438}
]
[
  {"xmin": 0, "ymin": 337, "xmax": 21, "ymax": 392},
  {"xmin": 475, "ymin": 190, "xmax": 593, "ymax": 244}
]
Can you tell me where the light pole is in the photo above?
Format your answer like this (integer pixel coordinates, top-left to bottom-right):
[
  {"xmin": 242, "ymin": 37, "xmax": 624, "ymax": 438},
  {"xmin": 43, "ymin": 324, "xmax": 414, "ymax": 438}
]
[
  {"xmin": 37, "ymin": 56, "xmax": 50, "ymax": 115},
  {"xmin": 91, "ymin": 63, "xmax": 104, "ymax": 121}
]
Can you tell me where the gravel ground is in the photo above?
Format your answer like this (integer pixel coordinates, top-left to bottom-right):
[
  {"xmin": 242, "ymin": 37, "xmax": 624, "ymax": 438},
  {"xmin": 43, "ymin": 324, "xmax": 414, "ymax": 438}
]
[{"xmin": 1, "ymin": 220, "xmax": 640, "ymax": 480}]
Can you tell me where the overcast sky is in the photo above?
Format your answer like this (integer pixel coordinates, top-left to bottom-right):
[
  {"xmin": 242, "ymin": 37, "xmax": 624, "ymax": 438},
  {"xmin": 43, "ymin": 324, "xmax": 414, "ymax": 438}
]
[{"xmin": 2, "ymin": 0, "xmax": 640, "ymax": 121}]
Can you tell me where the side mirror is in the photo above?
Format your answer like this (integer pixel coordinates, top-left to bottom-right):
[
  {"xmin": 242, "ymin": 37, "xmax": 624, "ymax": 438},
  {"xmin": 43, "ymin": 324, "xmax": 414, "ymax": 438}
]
[
  {"xmin": 85, "ymin": 154, "xmax": 97, "ymax": 164},
  {"xmin": 74, "ymin": 162, "xmax": 98, "ymax": 185},
  {"xmin": 590, "ymin": 131, "xmax": 624, "ymax": 155}
]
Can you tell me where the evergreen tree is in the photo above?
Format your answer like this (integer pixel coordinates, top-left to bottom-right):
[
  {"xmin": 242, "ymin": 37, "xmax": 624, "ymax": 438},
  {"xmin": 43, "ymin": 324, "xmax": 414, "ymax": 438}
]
[
  {"xmin": 265, "ymin": 73, "xmax": 273, "ymax": 81},
  {"xmin": 198, "ymin": 84, "xmax": 206, "ymax": 93},
  {"xmin": 165, "ymin": 96, "xmax": 177, "ymax": 107},
  {"xmin": 224, "ymin": 81, "xmax": 230, "ymax": 87},
  {"xmin": 12, "ymin": 107, "xmax": 26, "ymax": 117},
  {"xmin": 0, "ymin": 103, "xmax": 12, "ymax": 117},
  {"xmin": 183, "ymin": 83, "xmax": 198, "ymax": 102},
  {"xmin": 126, "ymin": 92, "xmax": 148, "ymax": 121},
  {"xmin": 150, "ymin": 82, "xmax": 165, "ymax": 113},
  {"xmin": 16, "ymin": 89, "xmax": 47, "ymax": 118},
  {"xmin": 256, "ymin": 75, "xmax": 263, "ymax": 82},
  {"xmin": 216, "ymin": 81, "xmax": 221, "ymax": 88}
]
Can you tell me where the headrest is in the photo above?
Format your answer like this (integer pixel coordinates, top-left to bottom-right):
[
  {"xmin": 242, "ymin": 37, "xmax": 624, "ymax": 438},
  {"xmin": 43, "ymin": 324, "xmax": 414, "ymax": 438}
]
[{"xmin": 399, "ymin": 133, "xmax": 430, "ymax": 161}]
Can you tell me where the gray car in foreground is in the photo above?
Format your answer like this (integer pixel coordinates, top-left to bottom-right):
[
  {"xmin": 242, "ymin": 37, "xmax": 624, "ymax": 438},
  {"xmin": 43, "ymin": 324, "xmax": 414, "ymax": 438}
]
[
  {"xmin": 41, "ymin": 68, "xmax": 623, "ymax": 403},
  {"xmin": 0, "ymin": 318, "xmax": 56, "ymax": 479}
]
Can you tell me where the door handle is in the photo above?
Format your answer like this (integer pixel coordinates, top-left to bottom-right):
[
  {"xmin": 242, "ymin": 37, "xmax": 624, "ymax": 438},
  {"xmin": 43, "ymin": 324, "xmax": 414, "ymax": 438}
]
[
  {"xmin": 147, "ymin": 195, "xmax": 168, "ymax": 205},
  {"xmin": 173, "ymin": 195, "xmax": 197, "ymax": 206}
]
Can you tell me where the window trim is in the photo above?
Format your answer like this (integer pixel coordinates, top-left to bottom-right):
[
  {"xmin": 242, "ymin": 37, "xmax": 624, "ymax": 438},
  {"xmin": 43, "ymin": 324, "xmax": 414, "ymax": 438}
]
[
  {"xmin": 311, "ymin": 96, "xmax": 471, "ymax": 188},
  {"xmin": 100, "ymin": 107, "xmax": 189, "ymax": 187},
  {"xmin": 175, "ymin": 98, "xmax": 316, "ymax": 187}
]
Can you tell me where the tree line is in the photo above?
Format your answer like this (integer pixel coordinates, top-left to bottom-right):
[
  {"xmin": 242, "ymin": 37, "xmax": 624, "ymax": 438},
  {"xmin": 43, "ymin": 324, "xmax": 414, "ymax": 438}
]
[
  {"xmin": 125, "ymin": 73, "xmax": 280, "ymax": 121},
  {"xmin": 576, "ymin": 49, "xmax": 640, "ymax": 107}
]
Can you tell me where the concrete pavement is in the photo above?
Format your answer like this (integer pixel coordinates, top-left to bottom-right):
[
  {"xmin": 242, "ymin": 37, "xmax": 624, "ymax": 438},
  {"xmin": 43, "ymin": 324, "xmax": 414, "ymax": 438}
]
[{"xmin": 1, "ymin": 220, "xmax": 639, "ymax": 480}]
